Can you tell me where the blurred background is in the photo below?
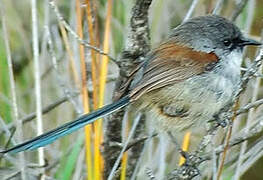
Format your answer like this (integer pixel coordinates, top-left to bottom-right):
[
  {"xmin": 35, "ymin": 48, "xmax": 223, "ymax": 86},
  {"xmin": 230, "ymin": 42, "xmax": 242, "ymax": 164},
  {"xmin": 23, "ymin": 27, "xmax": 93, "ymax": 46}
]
[{"xmin": 0, "ymin": 0, "xmax": 263, "ymax": 179}]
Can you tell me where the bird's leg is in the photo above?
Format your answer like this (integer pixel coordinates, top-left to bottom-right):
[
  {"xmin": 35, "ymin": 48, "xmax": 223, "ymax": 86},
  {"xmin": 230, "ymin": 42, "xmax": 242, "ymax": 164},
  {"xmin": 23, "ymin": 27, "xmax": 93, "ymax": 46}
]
[
  {"xmin": 208, "ymin": 101, "xmax": 234, "ymax": 128},
  {"xmin": 167, "ymin": 132, "xmax": 203, "ymax": 166},
  {"xmin": 208, "ymin": 110, "xmax": 233, "ymax": 130},
  {"xmin": 167, "ymin": 132, "xmax": 203, "ymax": 179}
]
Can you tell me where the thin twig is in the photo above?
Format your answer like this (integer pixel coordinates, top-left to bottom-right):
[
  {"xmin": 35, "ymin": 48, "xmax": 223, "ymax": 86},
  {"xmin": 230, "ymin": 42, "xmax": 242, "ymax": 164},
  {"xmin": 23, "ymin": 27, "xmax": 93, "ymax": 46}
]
[
  {"xmin": 212, "ymin": 0, "xmax": 226, "ymax": 15},
  {"xmin": 48, "ymin": 0, "xmax": 117, "ymax": 63},
  {"xmin": 0, "ymin": 3, "xmax": 26, "ymax": 179},
  {"xmin": 46, "ymin": 27, "xmax": 81, "ymax": 114},
  {"xmin": 131, "ymin": 132, "xmax": 157, "ymax": 180},
  {"xmin": 0, "ymin": 94, "xmax": 78, "ymax": 135},
  {"xmin": 183, "ymin": 0, "xmax": 199, "ymax": 23},
  {"xmin": 0, "ymin": 117, "xmax": 16, "ymax": 145},
  {"xmin": 0, "ymin": 127, "xmax": 16, "ymax": 162},
  {"xmin": 108, "ymin": 114, "xmax": 142, "ymax": 180},
  {"xmin": 58, "ymin": 22, "xmax": 80, "ymax": 87},
  {"xmin": 202, "ymin": 117, "xmax": 263, "ymax": 161},
  {"xmin": 216, "ymin": 121, "xmax": 233, "ymax": 180},
  {"xmin": 240, "ymin": 137, "xmax": 263, "ymax": 175},
  {"xmin": 125, "ymin": 133, "xmax": 158, "ymax": 151},
  {"xmin": 230, "ymin": 0, "xmax": 249, "ymax": 21},
  {"xmin": 31, "ymin": 0, "xmax": 45, "ymax": 174},
  {"xmin": 237, "ymin": 98, "xmax": 263, "ymax": 115}
]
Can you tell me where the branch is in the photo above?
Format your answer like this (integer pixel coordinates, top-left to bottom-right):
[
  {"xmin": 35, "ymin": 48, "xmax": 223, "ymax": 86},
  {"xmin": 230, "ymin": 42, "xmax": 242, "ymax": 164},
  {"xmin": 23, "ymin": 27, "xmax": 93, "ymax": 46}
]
[
  {"xmin": 103, "ymin": 0, "xmax": 152, "ymax": 178},
  {"xmin": 0, "ymin": 94, "xmax": 78, "ymax": 135}
]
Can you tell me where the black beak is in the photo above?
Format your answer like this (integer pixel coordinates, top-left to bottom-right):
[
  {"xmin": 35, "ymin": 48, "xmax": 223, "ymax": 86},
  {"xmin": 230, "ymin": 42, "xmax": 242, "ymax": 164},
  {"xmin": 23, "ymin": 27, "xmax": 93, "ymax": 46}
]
[{"xmin": 240, "ymin": 37, "xmax": 261, "ymax": 46}]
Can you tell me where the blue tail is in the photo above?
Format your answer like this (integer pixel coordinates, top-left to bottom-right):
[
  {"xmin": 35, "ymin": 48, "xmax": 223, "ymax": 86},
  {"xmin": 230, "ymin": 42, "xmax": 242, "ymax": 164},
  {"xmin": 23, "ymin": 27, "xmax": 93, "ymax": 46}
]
[{"xmin": 1, "ymin": 96, "xmax": 130, "ymax": 154}]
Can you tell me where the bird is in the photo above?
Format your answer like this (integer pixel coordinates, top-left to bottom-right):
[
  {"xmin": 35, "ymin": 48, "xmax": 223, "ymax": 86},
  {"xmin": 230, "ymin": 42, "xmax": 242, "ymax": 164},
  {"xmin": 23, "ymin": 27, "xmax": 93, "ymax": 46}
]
[{"xmin": 1, "ymin": 15, "xmax": 261, "ymax": 154}]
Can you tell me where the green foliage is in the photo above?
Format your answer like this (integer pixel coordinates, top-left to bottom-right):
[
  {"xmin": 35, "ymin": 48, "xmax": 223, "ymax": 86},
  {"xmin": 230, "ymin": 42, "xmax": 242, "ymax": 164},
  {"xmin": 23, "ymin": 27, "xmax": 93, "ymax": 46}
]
[
  {"xmin": 112, "ymin": 0, "xmax": 127, "ymax": 55},
  {"xmin": 55, "ymin": 135, "xmax": 84, "ymax": 180},
  {"xmin": 0, "ymin": 35, "xmax": 11, "ymax": 122}
]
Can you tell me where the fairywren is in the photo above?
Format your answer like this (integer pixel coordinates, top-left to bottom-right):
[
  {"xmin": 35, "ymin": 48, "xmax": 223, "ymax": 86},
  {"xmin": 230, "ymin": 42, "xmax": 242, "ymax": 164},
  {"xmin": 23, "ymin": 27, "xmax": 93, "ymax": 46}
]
[{"xmin": 1, "ymin": 15, "xmax": 261, "ymax": 154}]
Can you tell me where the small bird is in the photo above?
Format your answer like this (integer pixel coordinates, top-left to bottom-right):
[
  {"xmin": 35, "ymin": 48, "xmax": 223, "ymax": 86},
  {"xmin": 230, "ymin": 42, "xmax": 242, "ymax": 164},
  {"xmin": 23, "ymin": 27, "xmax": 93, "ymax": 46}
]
[{"xmin": 1, "ymin": 15, "xmax": 261, "ymax": 154}]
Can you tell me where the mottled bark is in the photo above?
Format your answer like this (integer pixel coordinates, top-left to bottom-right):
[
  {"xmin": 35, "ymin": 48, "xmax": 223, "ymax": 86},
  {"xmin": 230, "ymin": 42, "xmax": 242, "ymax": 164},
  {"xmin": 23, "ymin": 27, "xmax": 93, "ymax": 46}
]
[{"xmin": 103, "ymin": 0, "xmax": 152, "ymax": 178}]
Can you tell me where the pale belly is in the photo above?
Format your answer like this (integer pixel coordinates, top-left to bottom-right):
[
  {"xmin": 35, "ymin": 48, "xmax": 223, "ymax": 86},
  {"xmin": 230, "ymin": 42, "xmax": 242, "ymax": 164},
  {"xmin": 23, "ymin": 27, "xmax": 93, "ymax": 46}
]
[{"xmin": 138, "ymin": 71, "xmax": 239, "ymax": 133}]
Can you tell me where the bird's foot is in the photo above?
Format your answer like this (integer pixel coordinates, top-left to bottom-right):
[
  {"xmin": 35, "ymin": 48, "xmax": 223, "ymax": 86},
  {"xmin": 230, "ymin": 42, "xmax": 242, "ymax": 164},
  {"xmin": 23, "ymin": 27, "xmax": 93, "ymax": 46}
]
[
  {"xmin": 209, "ymin": 111, "xmax": 232, "ymax": 128},
  {"xmin": 180, "ymin": 151, "xmax": 204, "ymax": 167},
  {"xmin": 167, "ymin": 153, "xmax": 201, "ymax": 180}
]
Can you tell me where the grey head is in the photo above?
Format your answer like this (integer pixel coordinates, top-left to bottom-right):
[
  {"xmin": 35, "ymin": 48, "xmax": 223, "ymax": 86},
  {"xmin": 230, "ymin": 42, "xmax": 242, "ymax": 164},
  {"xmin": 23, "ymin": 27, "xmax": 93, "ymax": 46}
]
[{"xmin": 169, "ymin": 15, "xmax": 261, "ymax": 57}]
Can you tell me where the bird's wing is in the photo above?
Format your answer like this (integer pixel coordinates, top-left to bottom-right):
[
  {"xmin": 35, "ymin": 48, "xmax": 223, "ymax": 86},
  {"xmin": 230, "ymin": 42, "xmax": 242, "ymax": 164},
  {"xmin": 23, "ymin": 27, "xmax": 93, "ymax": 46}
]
[{"xmin": 129, "ymin": 42, "xmax": 219, "ymax": 100}]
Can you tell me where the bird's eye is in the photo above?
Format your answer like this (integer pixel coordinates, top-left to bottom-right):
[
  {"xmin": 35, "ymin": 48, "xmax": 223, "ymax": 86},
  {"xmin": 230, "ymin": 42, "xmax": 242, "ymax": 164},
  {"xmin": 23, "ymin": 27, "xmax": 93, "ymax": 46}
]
[{"xmin": 223, "ymin": 40, "xmax": 232, "ymax": 47}]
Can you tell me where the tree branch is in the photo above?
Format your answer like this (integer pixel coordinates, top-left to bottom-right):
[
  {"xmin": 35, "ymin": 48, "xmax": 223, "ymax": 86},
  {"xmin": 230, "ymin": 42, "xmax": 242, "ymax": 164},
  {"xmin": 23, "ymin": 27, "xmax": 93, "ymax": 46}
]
[{"xmin": 103, "ymin": 0, "xmax": 152, "ymax": 178}]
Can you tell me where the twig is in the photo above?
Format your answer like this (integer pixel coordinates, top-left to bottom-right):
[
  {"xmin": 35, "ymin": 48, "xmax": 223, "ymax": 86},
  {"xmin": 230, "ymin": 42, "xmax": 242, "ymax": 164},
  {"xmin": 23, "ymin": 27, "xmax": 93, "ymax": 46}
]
[
  {"xmin": 240, "ymin": 137, "xmax": 263, "ymax": 175},
  {"xmin": 0, "ymin": 3, "xmax": 26, "ymax": 179},
  {"xmin": 4, "ymin": 171, "xmax": 21, "ymax": 180},
  {"xmin": 216, "ymin": 121, "xmax": 233, "ymax": 180},
  {"xmin": 230, "ymin": 0, "xmax": 249, "ymax": 21},
  {"xmin": 58, "ymin": 22, "xmax": 80, "ymax": 87},
  {"xmin": 0, "ymin": 117, "xmax": 16, "ymax": 145},
  {"xmin": 212, "ymin": 0, "xmax": 225, "ymax": 15},
  {"xmin": 0, "ymin": 127, "xmax": 16, "ymax": 162},
  {"xmin": 125, "ymin": 133, "xmax": 158, "ymax": 151},
  {"xmin": 237, "ymin": 99, "xmax": 263, "ymax": 115},
  {"xmin": 131, "ymin": 132, "xmax": 157, "ymax": 180},
  {"xmin": 46, "ymin": 27, "xmax": 81, "ymax": 114},
  {"xmin": 183, "ymin": 0, "xmax": 199, "ymax": 23},
  {"xmin": 0, "ymin": 94, "xmax": 78, "ymax": 135},
  {"xmin": 31, "ymin": 1, "xmax": 45, "ymax": 178},
  {"xmin": 166, "ymin": 116, "xmax": 263, "ymax": 178},
  {"xmin": 203, "ymin": 118, "xmax": 263, "ymax": 161},
  {"xmin": 48, "ymin": 0, "xmax": 116, "ymax": 63},
  {"xmin": 168, "ymin": 132, "xmax": 183, "ymax": 153},
  {"xmin": 108, "ymin": 113, "xmax": 142, "ymax": 180}
]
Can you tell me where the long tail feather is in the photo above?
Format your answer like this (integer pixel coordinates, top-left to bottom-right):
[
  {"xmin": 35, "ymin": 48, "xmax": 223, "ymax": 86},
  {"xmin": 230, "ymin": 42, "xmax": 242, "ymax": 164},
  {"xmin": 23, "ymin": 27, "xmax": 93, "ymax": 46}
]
[{"xmin": 1, "ymin": 96, "xmax": 130, "ymax": 154}]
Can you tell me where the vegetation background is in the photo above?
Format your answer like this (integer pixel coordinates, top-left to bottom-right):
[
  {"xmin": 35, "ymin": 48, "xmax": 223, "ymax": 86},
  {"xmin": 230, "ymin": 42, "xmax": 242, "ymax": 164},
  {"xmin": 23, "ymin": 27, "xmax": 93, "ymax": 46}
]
[{"xmin": 0, "ymin": 0, "xmax": 263, "ymax": 179}]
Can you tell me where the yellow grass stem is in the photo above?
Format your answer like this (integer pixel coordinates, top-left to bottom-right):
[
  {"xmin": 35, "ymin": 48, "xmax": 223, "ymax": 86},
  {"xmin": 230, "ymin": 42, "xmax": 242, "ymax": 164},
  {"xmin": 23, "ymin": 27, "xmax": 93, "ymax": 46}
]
[
  {"xmin": 76, "ymin": 0, "xmax": 93, "ymax": 179},
  {"xmin": 85, "ymin": 0, "xmax": 103, "ymax": 178},
  {"xmin": 85, "ymin": 0, "xmax": 99, "ymax": 109},
  {"xmin": 179, "ymin": 132, "xmax": 191, "ymax": 166},
  {"xmin": 120, "ymin": 119, "xmax": 130, "ymax": 180},
  {"xmin": 58, "ymin": 22, "xmax": 80, "ymax": 87},
  {"xmin": 121, "ymin": 151, "xmax": 128, "ymax": 180},
  {"xmin": 93, "ymin": 0, "xmax": 113, "ymax": 179}
]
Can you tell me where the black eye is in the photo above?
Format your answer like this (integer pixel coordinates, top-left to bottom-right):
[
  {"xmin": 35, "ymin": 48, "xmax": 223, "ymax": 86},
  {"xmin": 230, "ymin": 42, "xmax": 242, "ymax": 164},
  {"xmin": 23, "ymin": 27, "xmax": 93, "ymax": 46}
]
[{"xmin": 223, "ymin": 40, "xmax": 232, "ymax": 47}]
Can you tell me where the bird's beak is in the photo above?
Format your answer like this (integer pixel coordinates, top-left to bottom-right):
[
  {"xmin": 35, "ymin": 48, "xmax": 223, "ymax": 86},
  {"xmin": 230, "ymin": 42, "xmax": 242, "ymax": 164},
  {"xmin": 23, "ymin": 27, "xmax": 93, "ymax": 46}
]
[{"xmin": 240, "ymin": 37, "xmax": 261, "ymax": 46}]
